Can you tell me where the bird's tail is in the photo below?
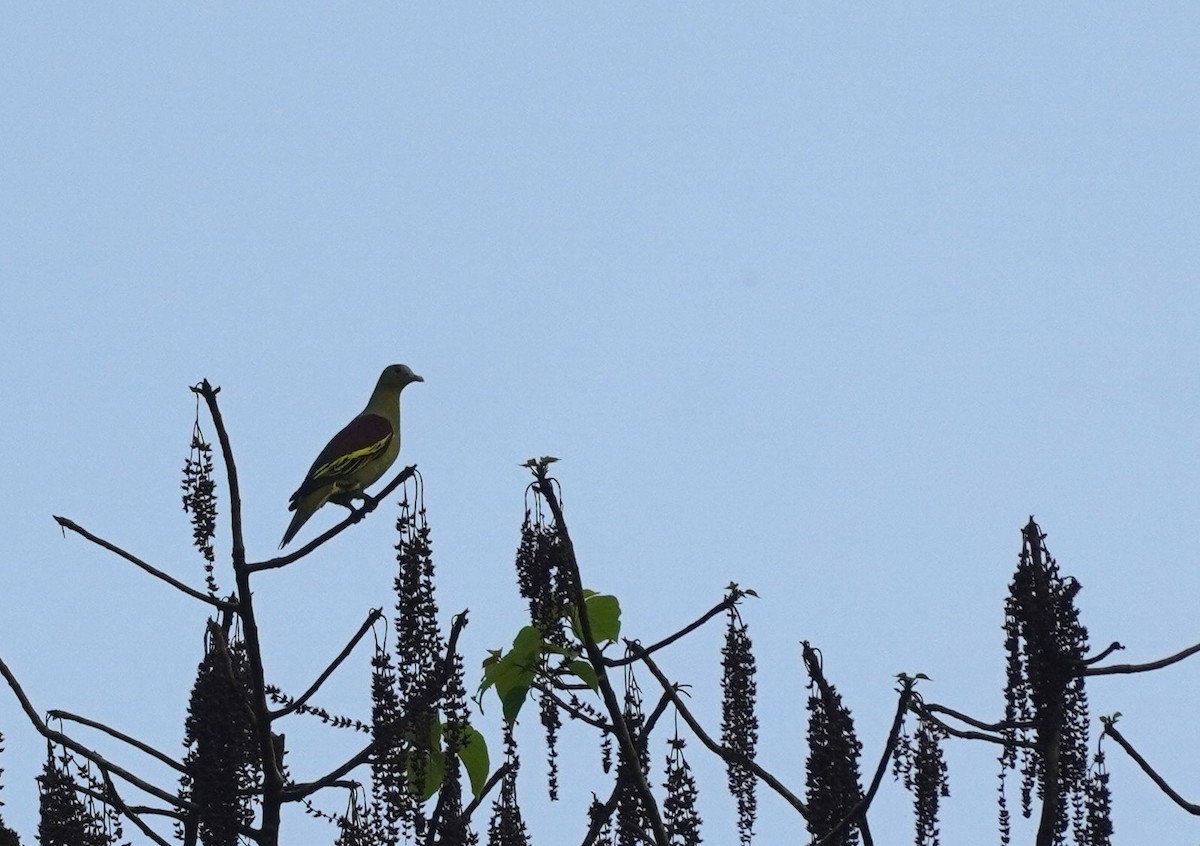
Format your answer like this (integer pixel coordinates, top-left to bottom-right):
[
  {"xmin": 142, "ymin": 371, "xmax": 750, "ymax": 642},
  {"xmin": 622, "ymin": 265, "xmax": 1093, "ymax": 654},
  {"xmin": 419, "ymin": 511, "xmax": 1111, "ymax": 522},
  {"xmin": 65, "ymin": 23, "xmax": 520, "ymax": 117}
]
[{"xmin": 280, "ymin": 490, "xmax": 325, "ymax": 548}]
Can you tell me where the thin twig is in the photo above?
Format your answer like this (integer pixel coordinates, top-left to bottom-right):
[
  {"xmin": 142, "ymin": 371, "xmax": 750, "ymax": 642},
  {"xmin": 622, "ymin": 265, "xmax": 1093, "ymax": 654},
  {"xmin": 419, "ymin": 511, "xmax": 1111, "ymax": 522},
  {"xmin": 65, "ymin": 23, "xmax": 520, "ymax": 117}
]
[
  {"xmin": 248, "ymin": 465, "xmax": 418, "ymax": 572},
  {"xmin": 604, "ymin": 591, "xmax": 745, "ymax": 668},
  {"xmin": 101, "ymin": 771, "xmax": 176, "ymax": 846},
  {"xmin": 1104, "ymin": 722, "xmax": 1200, "ymax": 814},
  {"xmin": 271, "ymin": 608, "xmax": 384, "ymax": 719},
  {"xmin": 51, "ymin": 516, "xmax": 233, "ymax": 611},
  {"xmin": 281, "ymin": 612, "xmax": 469, "ymax": 802},
  {"xmin": 921, "ymin": 702, "xmax": 1031, "ymax": 733},
  {"xmin": 1081, "ymin": 641, "xmax": 1124, "ymax": 665},
  {"xmin": 534, "ymin": 683, "xmax": 612, "ymax": 732},
  {"xmin": 634, "ymin": 647, "xmax": 810, "ymax": 819},
  {"xmin": 455, "ymin": 761, "xmax": 515, "ymax": 828},
  {"xmin": 47, "ymin": 710, "xmax": 185, "ymax": 773},
  {"xmin": 1085, "ymin": 639, "xmax": 1200, "ymax": 676}
]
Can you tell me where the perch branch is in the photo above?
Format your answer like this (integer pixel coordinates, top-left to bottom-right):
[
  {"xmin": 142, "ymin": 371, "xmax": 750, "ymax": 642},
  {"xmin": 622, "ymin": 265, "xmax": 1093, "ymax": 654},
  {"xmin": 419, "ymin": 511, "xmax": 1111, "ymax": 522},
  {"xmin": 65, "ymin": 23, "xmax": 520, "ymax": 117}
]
[{"xmin": 248, "ymin": 465, "xmax": 418, "ymax": 572}]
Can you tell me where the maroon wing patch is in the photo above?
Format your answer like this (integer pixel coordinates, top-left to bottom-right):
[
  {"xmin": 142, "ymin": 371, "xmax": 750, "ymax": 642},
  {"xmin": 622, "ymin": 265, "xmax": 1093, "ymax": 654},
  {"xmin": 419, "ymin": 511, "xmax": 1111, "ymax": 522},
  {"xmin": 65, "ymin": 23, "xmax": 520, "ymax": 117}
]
[{"xmin": 289, "ymin": 413, "xmax": 393, "ymax": 504}]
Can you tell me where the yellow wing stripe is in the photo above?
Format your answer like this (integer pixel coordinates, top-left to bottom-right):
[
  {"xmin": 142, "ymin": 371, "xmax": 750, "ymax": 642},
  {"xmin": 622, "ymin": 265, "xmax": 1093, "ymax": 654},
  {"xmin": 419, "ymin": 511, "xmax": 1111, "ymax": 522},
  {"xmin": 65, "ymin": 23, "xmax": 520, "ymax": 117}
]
[{"xmin": 311, "ymin": 434, "xmax": 391, "ymax": 481}]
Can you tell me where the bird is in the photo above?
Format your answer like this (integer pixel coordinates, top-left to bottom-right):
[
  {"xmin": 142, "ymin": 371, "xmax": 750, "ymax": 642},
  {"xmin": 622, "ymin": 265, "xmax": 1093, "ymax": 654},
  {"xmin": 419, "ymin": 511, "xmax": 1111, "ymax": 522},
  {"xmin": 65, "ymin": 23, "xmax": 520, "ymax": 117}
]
[{"xmin": 280, "ymin": 364, "xmax": 423, "ymax": 548}]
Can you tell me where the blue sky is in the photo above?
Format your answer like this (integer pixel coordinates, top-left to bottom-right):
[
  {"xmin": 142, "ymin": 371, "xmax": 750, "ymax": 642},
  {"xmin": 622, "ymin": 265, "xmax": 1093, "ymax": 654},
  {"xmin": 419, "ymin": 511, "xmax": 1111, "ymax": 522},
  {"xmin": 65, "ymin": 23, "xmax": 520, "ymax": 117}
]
[{"xmin": 2, "ymin": 5, "xmax": 1199, "ymax": 843}]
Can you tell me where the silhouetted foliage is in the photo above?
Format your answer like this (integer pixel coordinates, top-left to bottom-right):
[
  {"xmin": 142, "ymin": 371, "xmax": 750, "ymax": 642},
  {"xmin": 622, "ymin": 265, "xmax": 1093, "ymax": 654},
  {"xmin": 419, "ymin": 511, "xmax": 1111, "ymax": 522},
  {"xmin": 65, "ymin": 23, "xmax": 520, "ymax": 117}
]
[
  {"xmin": 486, "ymin": 726, "xmax": 529, "ymax": 846},
  {"xmin": 0, "ymin": 733, "xmax": 21, "ymax": 846},
  {"xmin": 1081, "ymin": 749, "xmax": 1112, "ymax": 846},
  {"xmin": 721, "ymin": 607, "xmax": 757, "ymax": 846},
  {"xmin": 333, "ymin": 789, "xmax": 373, "ymax": 846},
  {"xmin": 663, "ymin": 735, "xmax": 702, "ymax": 846},
  {"xmin": 804, "ymin": 647, "xmax": 864, "ymax": 846},
  {"xmin": 616, "ymin": 666, "xmax": 650, "ymax": 846},
  {"xmin": 7, "ymin": 381, "xmax": 1200, "ymax": 846},
  {"xmin": 181, "ymin": 415, "xmax": 219, "ymax": 596},
  {"xmin": 36, "ymin": 748, "xmax": 113, "ymax": 846},
  {"xmin": 894, "ymin": 706, "xmax": 949, "ymax": 846},
  {"xmin": 180, "ymin": 627, "xmax": 261, "ymax": 846},
  {"xmin": 1000, "ymin": 520, "xmax": 1091, "ymax": 846}
]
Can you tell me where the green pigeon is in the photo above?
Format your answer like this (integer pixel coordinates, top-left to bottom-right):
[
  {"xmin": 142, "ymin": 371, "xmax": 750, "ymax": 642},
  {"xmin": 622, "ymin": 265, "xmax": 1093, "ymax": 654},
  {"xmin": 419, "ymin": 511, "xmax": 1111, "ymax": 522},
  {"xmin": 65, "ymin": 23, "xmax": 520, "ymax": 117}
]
[{"xmin": 280, "ymin": 364, "xmax": 423, "ymax": 548}]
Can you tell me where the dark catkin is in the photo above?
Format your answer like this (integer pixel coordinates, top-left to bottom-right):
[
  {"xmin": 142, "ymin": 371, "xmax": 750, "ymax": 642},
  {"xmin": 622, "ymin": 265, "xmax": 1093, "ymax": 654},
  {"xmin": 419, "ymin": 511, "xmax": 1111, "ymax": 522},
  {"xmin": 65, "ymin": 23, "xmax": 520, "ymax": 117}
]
[
  {"xmin": 370, "ymin": 646, "xmax": 403, "ymax": 846},
  {"xmin": 179, "ymin": 629, "xmax": 261, "ymax": 846},
  {"xmin": 0, "ymin": 731, "xmax": 19, "ymax": 846},
  {"xmin": 487, "ymin": 725, "xmax": 530, "ymax": 846},
  {"xmin": 663, "ymin": 735, "xmax": 703, "ymax": 846},
  {"xmin": 615, "ymin": 666, "xmax": 649, "ymax": 846},
  {"xmin": 389, "ymin": 480, "xmax": 445, "ymax": 841},
  {"xmin": 721, "ymin": 608, "xmax": 758, "ymax": 846},
  {"xmin": 1000, "ymin": 519, "xmax": 1091, "ymax": 846},
  {"xmin": 437, "ymin": 650, "xmax": 478, "ymax": 846},
  {"xmin": 37, "ymin": 748, "xmax": 114, "ymax": 846},
  {"xmin": 1081, "ymin": 750, "xmax": 1113, "ymax": 846},
  {"xmin": 514, "ymin": 490, "xmax": 573, "ymax": 796},
  {"xmin": 333, "ymin": 789, "xmax": 374, "ymax": 846},
  {"xmin": 181, "ymin": 415, "xmax": 219, "ymax": 595},
  {"xmin": 895, "ymin": 708, "xmax": 949, "ymax": 846},
  {"xmin": 803, "ymin": 646, "xmax": 863, "ymax": 846},
  {"xmin": 515, "ymin": 498, "xmax": 571, "ymax": 644}
]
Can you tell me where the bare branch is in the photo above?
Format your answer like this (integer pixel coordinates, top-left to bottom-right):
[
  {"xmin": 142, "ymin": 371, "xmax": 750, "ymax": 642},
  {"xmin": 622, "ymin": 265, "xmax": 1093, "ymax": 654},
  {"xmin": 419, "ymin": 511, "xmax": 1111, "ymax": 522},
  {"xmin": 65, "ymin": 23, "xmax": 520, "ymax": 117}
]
[
  {"xmin": 1085, "ymin": 639, "xmax": 1200, "ymax": 676},
  {"xmin": 47, "ymin": 710, "xmax": 185, "ymax": 773},
  {"xmin": 271, "ymin": 608, "xmax": 384, "ymax": 719},
  {"xmin": 534, "ymin": 683, "xmax": 611, "ymax": 732},
  {"xmin": 920, "ymin": 702, "xmax": 1031, "ymax": 733},
  {"xmin": 633, "ymin": 647, "xmax": 810, "ymax": 819},
  {"xmin": 911, "ymin": 704, "xmax": 1034, "ymax": 748},
  {"xmin": 248, "ymin": 465, "xmax": 418, "ymax": 572},
  {"xmin": 101, "ymin": 771, "xmax": 177, "ymax": 846},
  {"xmin": 51, "ymin": 516, "xmax": 233, "ymax": 611},
  {"xmin": 193, "ymin": 380, "xmax": 245, "ymax": 566},
  {"xmin": 535, "ymin": 470, "xmax": 670, "ymax": 846},
  {"xmin": 453, "ymin": 761, "xmax": 515, "ymax": 829},
  {"xmin": 1104, "ymin": 722, "xmax": 1200, "ymax": 814},
  {"xmin": 813, "ymin": 680, "xmax": 914, "ymax": 846},
  {"xmin": 281, "ymin": 611, "xmax": 469, "ymax": 802},
  {"xmin": 0, "ymin": 656, "xmax": 192, "ymax": 810},
  {"xmin": 195, "ymin": 378, "xmax": 287, "ymax": 843},
  {"xmin": 605, "ymin": 591, "xmax": 745, "ymax": 668}
]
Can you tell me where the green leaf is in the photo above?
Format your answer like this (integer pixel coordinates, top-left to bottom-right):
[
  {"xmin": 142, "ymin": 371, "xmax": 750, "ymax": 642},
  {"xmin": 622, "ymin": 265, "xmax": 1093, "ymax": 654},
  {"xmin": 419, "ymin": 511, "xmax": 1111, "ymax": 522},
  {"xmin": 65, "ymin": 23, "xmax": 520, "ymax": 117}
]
[
  {"xmin": 568, "ymin": 592, "xmax": 622, "ymax": 644},
  {"xmin": 456, "ymin": 725, "xmax": 491, "ymax": 797},
  {"xmin": 479, "ymin": 627, "xmax": 545, "ymax": 722},
  {"xmin": 584, "ymin": 594, "xmax": 621, "ymax": 643},
  {"xmin": 568, "ymin": 658, "xmax": 598, "ymax": 691}
]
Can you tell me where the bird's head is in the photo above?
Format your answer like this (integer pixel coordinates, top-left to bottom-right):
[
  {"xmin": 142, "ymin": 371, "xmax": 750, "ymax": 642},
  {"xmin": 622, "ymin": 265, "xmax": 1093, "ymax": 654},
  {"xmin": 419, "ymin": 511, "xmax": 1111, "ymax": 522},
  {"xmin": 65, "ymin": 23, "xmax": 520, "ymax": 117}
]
[{"xmin": 380, "ymin": 363, "xmax": 424, "ymax": 391}]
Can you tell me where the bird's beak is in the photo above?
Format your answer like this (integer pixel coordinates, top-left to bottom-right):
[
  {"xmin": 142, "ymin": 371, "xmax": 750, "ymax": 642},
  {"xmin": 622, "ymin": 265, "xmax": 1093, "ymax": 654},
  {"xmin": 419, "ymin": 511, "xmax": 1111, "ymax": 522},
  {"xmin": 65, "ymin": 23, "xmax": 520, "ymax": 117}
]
[{"xmin": 412, "ymin": 374, "xmax": 424, "ymax": 383}]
